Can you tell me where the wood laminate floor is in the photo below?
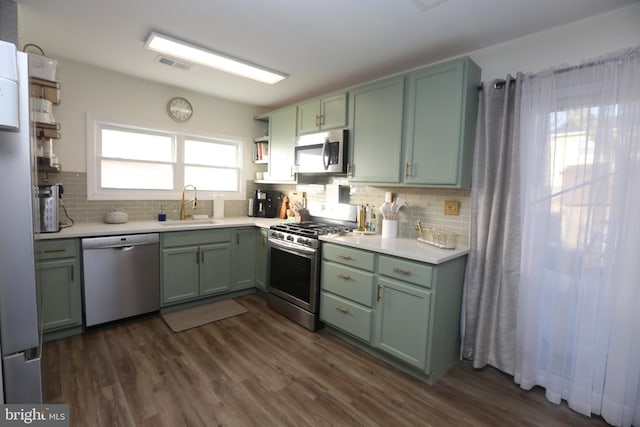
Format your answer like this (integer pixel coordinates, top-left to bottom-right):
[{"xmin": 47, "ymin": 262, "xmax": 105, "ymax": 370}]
[{"xmin": 42, "ymin": 294, "xmax": 610, "ymax": 426}]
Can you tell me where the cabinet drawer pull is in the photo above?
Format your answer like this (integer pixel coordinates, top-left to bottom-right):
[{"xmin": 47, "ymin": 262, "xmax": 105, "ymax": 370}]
[
  {"xmin": 337, "ymin": 254, "xmax": 352, "ymax": 260},
  {"xmin": 405, "ymin": 161, "xmax": 410, "ymax": 179},
  {"xmin": 377, "ymin": 284, "xmax": 381, "ymax": 302},
  {"xmin": 336, "ymin": 273, "xmax": 351, "ymax": 280},
  {"xmin": 335, "ymin": 305, "xmax": 349, "ymax": 314},
  {"xmin": 44, "ymin": 248, "xmax": 66, "ymax": 253},
  {"xmin": 393, "ymin": 267, "xmax": 411, "ymax": 275}
]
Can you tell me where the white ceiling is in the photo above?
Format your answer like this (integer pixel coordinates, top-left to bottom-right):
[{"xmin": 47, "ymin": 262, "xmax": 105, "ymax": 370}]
[{"xmin": 17, "ymin": 0, "xmax": 639, "ymax": 109}]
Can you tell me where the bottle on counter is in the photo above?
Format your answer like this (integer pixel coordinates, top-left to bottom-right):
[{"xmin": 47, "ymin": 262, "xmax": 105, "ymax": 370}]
[
  {"xmin": 357, "ymin": 204, "xmax": 366, "ymax": 231},
  {"xmin": 370, "ymin": 206, "xmax": 376, "ymax": 233},
  {"xmin": 365, "ymin": 204, "xmax": 372, "ymax": 230},
  {"xmin": 158, "ymin": 205, "xmax": 167, "ymax": 222}
]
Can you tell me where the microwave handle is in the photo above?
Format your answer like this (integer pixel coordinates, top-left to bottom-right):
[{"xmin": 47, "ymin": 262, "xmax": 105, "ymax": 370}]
[{"xmin": 322, "ymin": 138, "xmax": 330, "ymax": 170}]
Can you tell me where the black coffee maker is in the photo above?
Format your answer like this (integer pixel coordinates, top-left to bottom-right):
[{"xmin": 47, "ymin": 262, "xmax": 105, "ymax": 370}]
[{"xmin": 253, "ymin": 190, "xmax": 280, "ymax": 218}]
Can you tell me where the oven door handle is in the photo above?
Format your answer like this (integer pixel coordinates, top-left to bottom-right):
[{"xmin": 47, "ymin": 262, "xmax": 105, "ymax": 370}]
[{"xmin": 269, "ymin": 238, "xmax": 317, "ymax": 255}]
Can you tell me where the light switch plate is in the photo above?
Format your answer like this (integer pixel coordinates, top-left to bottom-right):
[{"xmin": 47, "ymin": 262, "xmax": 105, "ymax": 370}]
[{"xmin": 444, "ymin": 200, "xmax": 459, "ymax": 216}]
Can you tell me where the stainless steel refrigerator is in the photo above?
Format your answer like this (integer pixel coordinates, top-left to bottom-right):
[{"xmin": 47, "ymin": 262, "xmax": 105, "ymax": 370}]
[{"xmin": 0, "ymin": 40, "xmax": 43, "ymax": 403}]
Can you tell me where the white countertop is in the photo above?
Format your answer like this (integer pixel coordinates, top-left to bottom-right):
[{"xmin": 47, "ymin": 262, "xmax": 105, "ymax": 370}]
[
  {"xmin": 38, "ymin": 218, "xmax": 469, "ymax": 264},
  {"xmin": 320, "ymin": 234, "xmax": 469, "ymax": 265},
  {"xmin": 36, "ymin": 217, "xmax": 285, "ymax": 240}
]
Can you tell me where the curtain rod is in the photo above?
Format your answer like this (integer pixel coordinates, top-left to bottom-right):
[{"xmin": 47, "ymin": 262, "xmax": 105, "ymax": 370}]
[{"xmin": 478, "ymin": 47, "xmax": 639, "ymax": 90}]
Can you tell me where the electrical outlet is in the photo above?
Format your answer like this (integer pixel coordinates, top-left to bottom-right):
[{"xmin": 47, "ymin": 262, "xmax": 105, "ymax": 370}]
[{"xmin": 444, "ymin": 200, "xmax": 459, "ymax": 216}]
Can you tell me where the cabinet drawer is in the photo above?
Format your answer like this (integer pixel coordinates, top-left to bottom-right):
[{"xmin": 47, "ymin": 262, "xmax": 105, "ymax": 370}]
[
  {"xmin": 36, "ymin": 239, "xmax": 78, "ymax": 260},
  {"xmin": 320, "ymin": 292, "xmax": 372, "ymax": 342},
  {"xmin": 321, "ymin": 261, "xmax": 375, "ymax": 307},
  {"xmin": 378, "ymin": 255, "xmax": 432, "ymax": 288},
  {"xmin": 323, "ymin": 243, "xmax": 375, "ymax": 271},
  {"xmin": 162, "ymin": 228, "xmax": 231, "ymax": 247}
]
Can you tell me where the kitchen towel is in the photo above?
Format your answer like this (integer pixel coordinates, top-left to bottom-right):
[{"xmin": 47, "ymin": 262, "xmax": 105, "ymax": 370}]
[{"xmin": 161, "ymin": 299, "xmax": 247, "ymax": 332}]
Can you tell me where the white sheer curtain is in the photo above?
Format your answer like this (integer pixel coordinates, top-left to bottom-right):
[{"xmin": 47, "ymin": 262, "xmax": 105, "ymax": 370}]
[{"xmin": 515, "ymin": 48, "xmax": 640, "ymax": 426}]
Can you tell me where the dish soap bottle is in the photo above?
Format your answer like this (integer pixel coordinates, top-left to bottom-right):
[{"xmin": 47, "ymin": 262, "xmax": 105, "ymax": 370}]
[{"xmin": 158, "ymin": 205, "xmax": 167, "ymax": 222}]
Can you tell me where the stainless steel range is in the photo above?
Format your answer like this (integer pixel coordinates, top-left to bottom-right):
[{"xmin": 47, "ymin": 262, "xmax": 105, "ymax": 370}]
[{"xmin": 267, "ymin": 203, "xmax": 358, "ymax": 331}]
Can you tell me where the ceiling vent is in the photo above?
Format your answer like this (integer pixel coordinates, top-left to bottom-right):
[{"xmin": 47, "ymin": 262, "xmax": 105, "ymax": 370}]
[
  {"xmin": 155, "ymin": 55, "xmax": 191, "ymax": 71},
  {"xmin": 410, "ymin": 0, "xmax": 447, "ymax": 12}
]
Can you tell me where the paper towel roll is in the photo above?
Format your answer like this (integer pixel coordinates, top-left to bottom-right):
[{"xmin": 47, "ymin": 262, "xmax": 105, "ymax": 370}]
[{"xmin": 213, "ymin": 194, "xmax": 224, "ymax": 219}]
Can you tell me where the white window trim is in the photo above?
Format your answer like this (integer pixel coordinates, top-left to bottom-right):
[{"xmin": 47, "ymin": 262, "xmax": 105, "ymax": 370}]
[{"xmin": 86, "ymin": 113, "xmax": 246, "ymax": 201}]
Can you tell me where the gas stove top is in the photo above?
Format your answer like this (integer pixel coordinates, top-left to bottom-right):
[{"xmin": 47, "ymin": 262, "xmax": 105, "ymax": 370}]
[
  {"xmin": 268, "ymin": 202, "xmax": 358, "ymax": 249},
  {"xmin": 269, "ymin": 222, "xmax": 353, "ymax": 249}
]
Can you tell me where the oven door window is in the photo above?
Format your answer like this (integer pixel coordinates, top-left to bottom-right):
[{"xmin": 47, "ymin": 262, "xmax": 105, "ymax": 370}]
[{"xmin": 269, "ymin": 245, "xmax": 314, "ymax": 306}]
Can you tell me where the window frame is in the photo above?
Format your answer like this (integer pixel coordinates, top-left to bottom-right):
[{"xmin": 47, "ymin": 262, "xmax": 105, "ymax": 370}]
[{"xmin": 86, "ymin": 114, "xmax": 246, "ymax": 201}]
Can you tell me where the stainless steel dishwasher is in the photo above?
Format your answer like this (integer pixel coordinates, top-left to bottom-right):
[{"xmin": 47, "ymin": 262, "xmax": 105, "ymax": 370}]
[{"xmin": 82, "ymin": 233, "xmax": 160, "ymax": 326}]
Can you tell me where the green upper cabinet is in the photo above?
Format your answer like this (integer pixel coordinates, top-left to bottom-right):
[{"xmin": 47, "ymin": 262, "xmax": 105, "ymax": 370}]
[
  {"xmin": 297, "ymin": 93, "xmax": 348, "ymax": 135},
  {"xmin": 268, "ymin": 106, "xmax": 297, "ymax": 182},
  {"xmin": 348, "ymin": 76, "xmax": 405, "ymax": 183},
  {"xmin": 403, "ymin": 56, "xmax": 480, "ymax": 187}
]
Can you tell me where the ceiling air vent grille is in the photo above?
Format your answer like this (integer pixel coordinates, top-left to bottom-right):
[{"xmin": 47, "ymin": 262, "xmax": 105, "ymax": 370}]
[{"xmin": 155, "ymin": 55, "xmax": 191, "ymax": 71}]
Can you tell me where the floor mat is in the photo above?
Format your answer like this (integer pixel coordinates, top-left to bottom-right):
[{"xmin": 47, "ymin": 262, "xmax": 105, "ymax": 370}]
[{"xmin": 161, "ymin": 299, "xmax": 247, "ymax": 332}]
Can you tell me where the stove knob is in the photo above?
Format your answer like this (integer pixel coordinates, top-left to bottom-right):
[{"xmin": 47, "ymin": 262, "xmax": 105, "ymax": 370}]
[
  {"xmin": 297, "ymin": 237, "xmax": 305, "ymax": 245},
  {"xmin": 286, "ymin": 235, "xmax": 294, "ymax": 241}
]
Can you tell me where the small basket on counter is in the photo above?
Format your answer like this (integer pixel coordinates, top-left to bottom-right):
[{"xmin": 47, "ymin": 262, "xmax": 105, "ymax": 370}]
[{"xmin": 415, "ymin": 220, "xmax": 458, "ymax": 250}]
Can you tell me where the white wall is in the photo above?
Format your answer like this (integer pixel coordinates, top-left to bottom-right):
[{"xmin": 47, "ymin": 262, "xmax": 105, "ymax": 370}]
[
  {"xmin": 469, "ymin": 3, "xmax": 640, "ymax": 81},
  {"xmin": 53, "ymin": 58, "xmax": 266, "ymax": 173}
]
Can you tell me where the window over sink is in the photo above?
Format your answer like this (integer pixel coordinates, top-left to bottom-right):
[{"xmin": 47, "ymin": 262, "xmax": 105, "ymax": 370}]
[{"xmin": 87, "ymin": 115, "xmax": 244, "ymax": 200}]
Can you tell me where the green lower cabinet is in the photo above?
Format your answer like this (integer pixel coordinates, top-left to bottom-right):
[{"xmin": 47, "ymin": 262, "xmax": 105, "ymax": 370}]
[
  {"xmin": 320, "ymin": 242, "xmax": 466, "ymax": 384},
  {"xmin": 232, "ymin": 228, "xmax": 256, "ymax": 291},
  {"xmin": 255, "ymin": 228, "xmax": 268, "ymax": 291},
  {"xmin": 162, "ymin": 246, "xmax": 200, "ymax": 304},
  {"xmin": 320, "ymin": 292, "xmax": 372, "ymax": 342},
  {"xmin": 35, "ymin": 239, "xmax": 82, "ymax": 336},
  {"xmin": 374, "ymin": 278, "xmax": 431, "ymax": 369},
  {"xmin": 200, "ymin": 243, "xmax": 232, "ymax": 295},
  {"xmin": 161, "ymin": 230, "xmax": 232, "ymax": 306}
]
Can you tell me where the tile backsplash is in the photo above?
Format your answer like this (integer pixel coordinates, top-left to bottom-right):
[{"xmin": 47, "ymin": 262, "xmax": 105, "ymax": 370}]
[
  {"xmin": 44, "ymin": 172, "xmax": 248, "ymax": 223},
  {"xmin": 253, "ymin": 178, "xmax": 471, "ymax": 247},
  {"xmin": 47, "ymin": 172, "xmax": 471, "ymax": 246}
]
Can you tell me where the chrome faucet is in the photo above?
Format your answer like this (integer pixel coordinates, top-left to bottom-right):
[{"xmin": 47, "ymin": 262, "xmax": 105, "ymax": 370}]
[{"xmin": 179, "ymin": 184, "xmax": 198, "ymax": 220}]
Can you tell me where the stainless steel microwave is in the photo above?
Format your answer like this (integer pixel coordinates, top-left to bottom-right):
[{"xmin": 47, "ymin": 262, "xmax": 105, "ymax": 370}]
[{"xmin": 293, "ymin": 129, "xmax": 348, "ymax": 175}]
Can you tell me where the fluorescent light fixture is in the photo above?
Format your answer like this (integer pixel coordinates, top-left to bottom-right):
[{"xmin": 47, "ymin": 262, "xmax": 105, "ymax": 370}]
[{"xmin": 144, "ymin": 32, "xmax": 288, "ymax": 85}]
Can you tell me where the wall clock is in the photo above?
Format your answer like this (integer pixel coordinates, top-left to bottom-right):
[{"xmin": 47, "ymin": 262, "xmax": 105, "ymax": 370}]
[{"xmin": 167, "ymin": 97, "xmax": 193, "ymax": 122}]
